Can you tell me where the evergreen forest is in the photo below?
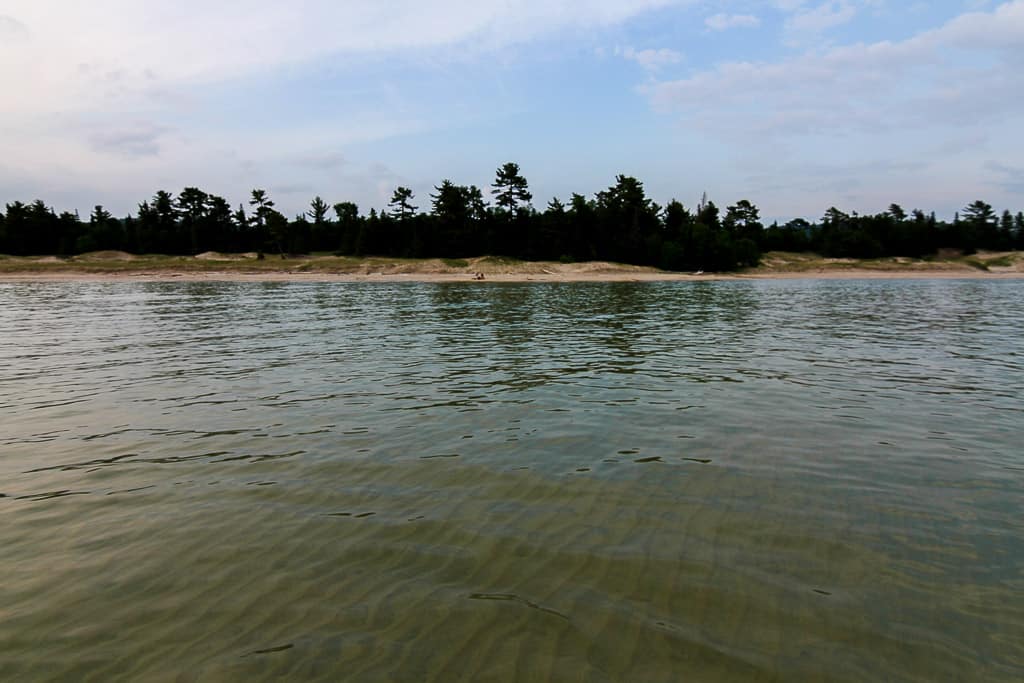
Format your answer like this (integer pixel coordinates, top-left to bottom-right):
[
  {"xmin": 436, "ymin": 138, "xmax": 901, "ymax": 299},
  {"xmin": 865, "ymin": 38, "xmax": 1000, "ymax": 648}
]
[{"xmin": 2, "ymin": 163, "xmax": 1022, "ymax": 271}]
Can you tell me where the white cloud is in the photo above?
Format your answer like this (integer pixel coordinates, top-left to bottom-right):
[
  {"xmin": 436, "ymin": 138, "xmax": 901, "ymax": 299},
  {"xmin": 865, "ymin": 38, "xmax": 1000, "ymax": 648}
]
[
  {"xmin": 0, "ymin": 0, "xmax": 686, "ymax": 115},
  {"xmin": 3, "ymin": 0, "xmax": 1018, "ymax": 220},
  {"xmin": 0, "ymin": 1, "xmax": 690, "ymax": 214},
  {"xmin": 985, "ymin": 161, "xmax": 1024, "ymax": 193},
  {"xmin": 705, "ymin": 14, "xmax": 761, "ymax": 30},
  {"xmin": 645, "ymin": 1, "xmax": 1024, "ymax": 213},
  {"xmin": 619, "ymin": 46, "xmax": 685, "ymax": 70},
  {"xmin": 778, "ymin": 0, "xmax": 891, "ymax": 45},
  {"xmin": 0, "ymin": 14, "xmax": 30, "ymax": 41},
  {"xmin": 773, "ymin": 0, "xmax": 809, "ymax": 11},
  {"xmin": 647, "ymin": 1, "xmax": 1024, "ymax": 135},
  {"xmin": 89, "ymin": 123, "xmax": 173, "ymax": 158},
  {"xmin": 785, "ymin": 1, "xmax": 859, "ymax": 36}
]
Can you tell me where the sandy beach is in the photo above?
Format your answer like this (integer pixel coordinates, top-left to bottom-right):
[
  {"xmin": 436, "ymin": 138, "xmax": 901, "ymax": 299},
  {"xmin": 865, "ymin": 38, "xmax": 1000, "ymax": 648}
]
[{"xmin": 1, "ymin": 251, "xmax": 1022, "ymax": 282}]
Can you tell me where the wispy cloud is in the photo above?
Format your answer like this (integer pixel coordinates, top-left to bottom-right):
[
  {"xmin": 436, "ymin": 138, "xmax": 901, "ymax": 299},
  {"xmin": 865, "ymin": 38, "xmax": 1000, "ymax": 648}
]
[
  {"xmin": 0, "ymin": 14, "xmax": 30, "ymax": 42},
  {"xmin": 1, "ymin": 1, "xmax": 1020, "ymax": 221},
  {"xmin": 642, "ymin": 1, "xmax": 1024, "ymax": 215},
  {"xmin": 785, "ymin": 1, "xmax": 859, "ymax": 37},
  {"xmin": 705, "ymin": 14, "xmax": 761, "ymax": 31},
  {"xmin": 646, "ymin": 1, "xmax": 1024, "ymax": 136},
  {"xmin": 618, "ymin": 46, "xmax": 685, "ymax": 70},
  {"xmin": 288, "ymin": 151, "xmax": 349, "ymax": 171},
  {"xmin": 986, "ymin": 161, "xmax": 1024, "ymax": 193},
  {"xmin": 89, "ymin": 123, "xmax": 173, "ymax": 158},
  {"xmin": 0, "ymin": 1, "xmax": 688, "ymax": 113},
  {"xmin": 269, "ymin": 182, "xmax": 316, "ymax": 197},
  {"xmin": 772, "ymin": 0, "xmax": 809, "ymax": 11}
]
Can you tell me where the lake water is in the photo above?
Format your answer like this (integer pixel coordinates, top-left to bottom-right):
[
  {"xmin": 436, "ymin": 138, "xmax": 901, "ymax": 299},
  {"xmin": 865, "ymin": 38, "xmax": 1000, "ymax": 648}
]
[{"xmin": 1, "ymin": 279, "xmax": 1022, "ymax": 681}]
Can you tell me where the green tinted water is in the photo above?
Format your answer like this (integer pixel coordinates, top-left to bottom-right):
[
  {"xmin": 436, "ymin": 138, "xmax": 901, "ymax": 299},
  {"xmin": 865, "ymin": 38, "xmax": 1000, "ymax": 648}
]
[{"xmin": 1, "ymin": 280, "xmax": 1022, "ymax": 681}]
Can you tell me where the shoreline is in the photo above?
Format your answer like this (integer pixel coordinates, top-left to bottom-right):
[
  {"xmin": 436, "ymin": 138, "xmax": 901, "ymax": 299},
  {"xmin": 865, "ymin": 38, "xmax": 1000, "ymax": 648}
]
[
  {"xmin": 1, "ymin": 251, "xmax": 1021, "ymax": 283},
  {"xmin": 1, "ymin": 269, "xmax": 1023, "ymax": 283}
]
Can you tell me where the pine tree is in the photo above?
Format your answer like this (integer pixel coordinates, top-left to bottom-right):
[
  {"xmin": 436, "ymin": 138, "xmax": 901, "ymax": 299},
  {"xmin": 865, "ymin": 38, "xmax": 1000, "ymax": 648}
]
[
  {"xmin": 388, "ymin": 187, "xmax": 417, "ymax": 221},
  {"xmin": 308, "ymin": 196, "xmax": 330, "ymax": 225},
  {"xmin": 491, "ymin": 162, "xmax": 532, "ymax": 214}
]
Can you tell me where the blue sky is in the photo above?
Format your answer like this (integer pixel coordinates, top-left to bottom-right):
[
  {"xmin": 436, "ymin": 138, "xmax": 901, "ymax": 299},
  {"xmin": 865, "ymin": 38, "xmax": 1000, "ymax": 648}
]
[{"xmin": 1, "ymin": 1, "xmax": 1021, "ymax": 223}]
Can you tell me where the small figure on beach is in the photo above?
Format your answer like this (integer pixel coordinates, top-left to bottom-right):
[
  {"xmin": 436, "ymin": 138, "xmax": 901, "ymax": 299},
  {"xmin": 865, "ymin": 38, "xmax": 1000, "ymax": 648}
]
[{"xmin": 474, "ymin": 272, "xmax": 485, "ymax": 280}]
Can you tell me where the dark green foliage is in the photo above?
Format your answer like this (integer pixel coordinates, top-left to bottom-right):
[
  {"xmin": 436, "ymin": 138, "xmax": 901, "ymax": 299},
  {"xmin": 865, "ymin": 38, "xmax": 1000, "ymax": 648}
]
[
  {"xmin": 0, "ymin": 167, "xmax": 1019, "ymax": 271},
  {"xmin": 489, "ymin": 164, "xmax": 533, "ymax": 257},
  {"xmin": 430, "ymin": 180, "xmax": 485, "ymax": 257},
  {"xmin": 308, "ymin": 196, "xmax": 330, "ymax": 226},
  {"xmin": 249, "ymin": 189, "xmax": 274, "ymax": 256},
  {"xmin": 333, "ymin": 201, "xmax": 361, "ymax": 255},
  {"xmin": 491, "ymin": 162, "xmax": 532, "ymax": 214},
  {"xmin": 177, "ymin": 187, "xmax": 208, "ymax": 254},
  {"xmin": 724, "ymin": 200, "xmax": 763, "ymax": 243},
  {"xmin": 958, "ymin": 200, "xmax": 997, "ymax": 253},
  {"xmin": 593, "ymin": 175, "xmax": 659, "ymax": 264},
  {"xmin": 999, "ymin": 210, "xmax": 1014, "ymax": 250},
  {"xmin": 388, "ymin": 187, "xmax": 417, "ymax": 221},
  {"xmin": 84, "ymin": 205, "xmax": 123, "ymax": 252},
  {"xmin": 764, "ymin": 219, "xmax": 812, "ymax": 252}
]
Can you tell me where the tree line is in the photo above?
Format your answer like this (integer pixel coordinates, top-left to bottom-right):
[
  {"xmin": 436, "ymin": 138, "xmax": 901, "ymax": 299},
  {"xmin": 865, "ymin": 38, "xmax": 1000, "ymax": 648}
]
[{"xmin": 1, "ymin": 162, "xmax": 1022, "ymax": 271}]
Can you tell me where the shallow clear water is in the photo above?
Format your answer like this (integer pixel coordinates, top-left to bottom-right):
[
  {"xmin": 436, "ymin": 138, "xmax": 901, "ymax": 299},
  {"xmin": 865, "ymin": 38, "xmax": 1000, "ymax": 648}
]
[{"xmin": 1, "ymin": 279, "xmax": 1022, "ymax": 681}]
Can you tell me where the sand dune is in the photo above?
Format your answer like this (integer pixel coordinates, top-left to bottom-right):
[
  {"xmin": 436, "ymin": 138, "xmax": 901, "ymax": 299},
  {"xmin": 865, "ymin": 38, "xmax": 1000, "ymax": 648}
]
[{"xmin": 0, "ymin": 251, "xmax": 1021, "ymax": 282}]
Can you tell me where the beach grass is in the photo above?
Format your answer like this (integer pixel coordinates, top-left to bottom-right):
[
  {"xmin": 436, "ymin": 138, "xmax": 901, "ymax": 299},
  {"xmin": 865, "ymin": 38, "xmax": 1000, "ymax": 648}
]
[{"xmin": 0, "ymin": 250, "xmax": 1021, "ymax": 280}]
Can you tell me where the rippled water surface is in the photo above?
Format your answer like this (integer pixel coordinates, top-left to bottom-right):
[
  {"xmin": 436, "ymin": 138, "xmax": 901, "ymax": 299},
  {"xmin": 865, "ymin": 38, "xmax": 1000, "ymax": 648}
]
[{"xmin": 2, "ymin": 279, "xmax": 1023, "ymax": 681}]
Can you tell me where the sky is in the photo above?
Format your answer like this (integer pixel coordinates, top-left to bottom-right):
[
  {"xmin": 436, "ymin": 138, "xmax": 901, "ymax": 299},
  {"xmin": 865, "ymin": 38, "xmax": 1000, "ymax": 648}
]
[{"xmin": 1, "ymin": 1, "xmax": 1022, "ymax": 223}]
